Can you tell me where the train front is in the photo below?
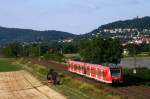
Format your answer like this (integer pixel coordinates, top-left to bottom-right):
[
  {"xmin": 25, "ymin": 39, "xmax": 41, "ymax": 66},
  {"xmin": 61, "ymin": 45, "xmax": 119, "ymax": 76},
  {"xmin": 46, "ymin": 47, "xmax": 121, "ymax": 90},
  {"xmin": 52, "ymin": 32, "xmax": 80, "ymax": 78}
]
[{"xmin": 110, "ymin": 67, "xmax": 123, "ymax": 83}]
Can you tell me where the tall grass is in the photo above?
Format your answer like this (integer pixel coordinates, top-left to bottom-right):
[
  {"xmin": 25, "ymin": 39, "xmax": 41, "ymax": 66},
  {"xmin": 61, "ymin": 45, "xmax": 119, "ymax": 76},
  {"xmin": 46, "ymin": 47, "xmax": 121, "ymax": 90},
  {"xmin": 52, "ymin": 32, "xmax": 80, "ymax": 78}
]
[{"xmin": 16, "ymin": 58, "xmax": 123, "ymax": 99}]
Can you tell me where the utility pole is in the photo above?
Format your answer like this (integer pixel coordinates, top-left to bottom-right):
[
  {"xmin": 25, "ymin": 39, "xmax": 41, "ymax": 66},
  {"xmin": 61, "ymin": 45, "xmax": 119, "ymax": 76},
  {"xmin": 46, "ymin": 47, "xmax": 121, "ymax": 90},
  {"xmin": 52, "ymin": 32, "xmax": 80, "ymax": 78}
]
[
  {"xmin": 30, "ymin": 44, "xmax": 33, "ymax": 57},
  {"xmin": 22, "ymin": 44, "xmax": 25, "ymax": 57},
  {"xmin": 38, "ymin": 42, "xmax": 41, "ymax": 61},
  {"xmin": 39, "ymin": 45, "xmax": 40, "ymax": 56},
  {"xmin": 133, "ymin": 42, "xmax": 137, "ymax": 74}
]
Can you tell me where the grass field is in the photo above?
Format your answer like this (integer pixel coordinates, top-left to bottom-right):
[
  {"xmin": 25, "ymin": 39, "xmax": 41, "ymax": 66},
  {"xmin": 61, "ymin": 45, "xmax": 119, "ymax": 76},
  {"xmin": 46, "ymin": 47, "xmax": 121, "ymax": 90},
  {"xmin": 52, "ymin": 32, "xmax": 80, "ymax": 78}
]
[
  {"xmin": 64, "ymin": 53, "xmax": 150, "ymax": 59},
  {"xmin": 124, "ymin": 52, "xmax": 150, "ymax": 58},
  {"xmin": 0, "ymin": 59, "xmax": 22, "ymax": 72}
]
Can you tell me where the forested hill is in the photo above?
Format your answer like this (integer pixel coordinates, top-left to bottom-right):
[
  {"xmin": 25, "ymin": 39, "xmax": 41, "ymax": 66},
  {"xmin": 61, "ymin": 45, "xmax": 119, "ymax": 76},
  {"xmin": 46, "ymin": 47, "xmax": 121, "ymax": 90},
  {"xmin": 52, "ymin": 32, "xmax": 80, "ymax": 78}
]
[
  {"xmin": 0, "ymin": 26, "xmax": 75, "ymax": 44},
  {"xmin": 82, "ymin": 16, "xmax": 150, "ymax": 39},
  {"xmin": 100, "ymin": 16, "xmax": 150, "ymax": 30}
]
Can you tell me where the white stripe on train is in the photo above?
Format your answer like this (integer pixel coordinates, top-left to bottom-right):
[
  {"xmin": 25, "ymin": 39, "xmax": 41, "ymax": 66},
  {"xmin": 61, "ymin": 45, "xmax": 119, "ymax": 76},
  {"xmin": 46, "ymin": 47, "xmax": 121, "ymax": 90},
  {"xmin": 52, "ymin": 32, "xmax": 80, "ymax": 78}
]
[{"xmin": 68, "ymin": 70, "xmax": 112, "ymax": 83}]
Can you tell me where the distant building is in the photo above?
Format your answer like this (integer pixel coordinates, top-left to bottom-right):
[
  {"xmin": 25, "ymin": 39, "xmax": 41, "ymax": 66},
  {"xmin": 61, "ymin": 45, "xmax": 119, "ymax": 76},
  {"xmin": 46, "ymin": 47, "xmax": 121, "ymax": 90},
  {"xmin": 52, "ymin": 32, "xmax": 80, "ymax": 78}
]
[
  {"xmin": 130, "ymin": 37, "xmax": 150, "ymax": 45},
  {"xmin": 133, "ymin": 16, "xmax": 139, "ymax": 19},
  {"xmin": 59, "ymin": 39, "xmax": 73, "ymax": 43},
  {"xmin": 143, "ymin": 38, "xmax": 150, "ymax": 43},
  {"xmin": 123, "ymin": 49, "xmax": 129, "ymax": 56}
]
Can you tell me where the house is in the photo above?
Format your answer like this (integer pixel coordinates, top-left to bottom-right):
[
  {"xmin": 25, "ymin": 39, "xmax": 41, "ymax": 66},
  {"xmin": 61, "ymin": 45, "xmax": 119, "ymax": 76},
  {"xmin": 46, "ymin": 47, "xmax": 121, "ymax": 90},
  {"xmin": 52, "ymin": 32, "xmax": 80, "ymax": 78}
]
[{"xmin": 143, "ymin": 38, "xmax": 150, "ymax": 43}]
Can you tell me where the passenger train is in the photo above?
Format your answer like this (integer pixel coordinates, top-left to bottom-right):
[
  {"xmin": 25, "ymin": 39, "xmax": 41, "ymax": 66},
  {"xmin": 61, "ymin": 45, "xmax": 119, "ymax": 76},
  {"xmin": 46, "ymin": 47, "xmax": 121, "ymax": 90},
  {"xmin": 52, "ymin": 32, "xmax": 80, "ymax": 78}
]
[{"xmin": 67, "ymin": 60, "xmax": 123, "ymax": 83}]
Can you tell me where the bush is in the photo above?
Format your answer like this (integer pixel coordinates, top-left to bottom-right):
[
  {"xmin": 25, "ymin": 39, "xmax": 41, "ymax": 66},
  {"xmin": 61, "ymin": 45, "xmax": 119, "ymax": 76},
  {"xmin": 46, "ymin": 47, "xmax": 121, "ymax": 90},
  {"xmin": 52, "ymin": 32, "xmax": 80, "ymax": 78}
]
[
  {"xmin": 123, "ymin": 67, "xmax": 150, "ymax": 85},
  {"xmin": 43, "ymin": 52, "xmax": 64, "ymax": 62}
]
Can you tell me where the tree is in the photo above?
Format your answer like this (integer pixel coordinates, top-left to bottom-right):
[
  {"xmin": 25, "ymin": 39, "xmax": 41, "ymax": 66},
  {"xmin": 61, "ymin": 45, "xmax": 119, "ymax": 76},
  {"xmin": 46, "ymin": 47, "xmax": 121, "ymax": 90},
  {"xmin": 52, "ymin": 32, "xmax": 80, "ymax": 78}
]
[
  {"xmin": 109, "ymin": 39, "xmax": 123, "ymax": 64},
  {"xmin": 62, "ymin": 42, "xmax": 78, "ymax": 54},
  {"xmin": 126, "ymin": 43, "xmax": 140, "ymax": 56},
  {"xmin": 79, "ymin": 37, "xmax": 123, "ymax": 64},
  {"xmin": 3, "ymin": 43, "xmax": 22, "ymax": 57}
]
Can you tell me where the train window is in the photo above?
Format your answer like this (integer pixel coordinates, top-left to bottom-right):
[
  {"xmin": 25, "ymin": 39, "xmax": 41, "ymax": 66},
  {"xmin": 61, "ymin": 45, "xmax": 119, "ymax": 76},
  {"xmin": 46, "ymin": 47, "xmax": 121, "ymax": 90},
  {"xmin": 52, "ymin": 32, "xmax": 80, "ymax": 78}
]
[
  {"xmin": 83, "ymin": 67, "xmax": 86, "ymax": 74},
  {"xmin": 71, "ymin": 64, "xmax": 74, "ymax": 69},
  {"xmin": 78, "ymin": 65, "xmax": 80, "ymax": 70},
  {"xmin": 78, "ymin": 65, "xmax": 82, "ymax": 70},
  {"xmin": 98, "ymin": 70, "xmax": 106, "ymax": 77},
  {"xmin": 74, "ymin": 65, "xmax": 78, "ymax": 70},
  {"xmin": 91, "ymin": 68, "xmax": 96, "ymax": 74},
  {"xmin": 86, "ymin": 67, "xmax": 90, "ymax": 73},
  {"xmin": 80, "ymin": 66, "xmax": 83, "ymax": 70},
  {"xmin": 110, "ymin": 69, "xmax": 121, "ymax": 77}
]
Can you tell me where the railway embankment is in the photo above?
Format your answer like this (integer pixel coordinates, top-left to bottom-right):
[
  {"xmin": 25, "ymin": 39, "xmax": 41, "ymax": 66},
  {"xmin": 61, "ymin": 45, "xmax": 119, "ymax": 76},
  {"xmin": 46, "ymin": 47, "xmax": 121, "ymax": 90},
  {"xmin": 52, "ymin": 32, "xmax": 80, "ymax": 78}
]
[
  {"xmin": 13, "ymin": 58, "xmax": 124, "ymax": 99},
  {"xmin": 12, "ymin": 58, "xmax": 150, "ymax": 99}
]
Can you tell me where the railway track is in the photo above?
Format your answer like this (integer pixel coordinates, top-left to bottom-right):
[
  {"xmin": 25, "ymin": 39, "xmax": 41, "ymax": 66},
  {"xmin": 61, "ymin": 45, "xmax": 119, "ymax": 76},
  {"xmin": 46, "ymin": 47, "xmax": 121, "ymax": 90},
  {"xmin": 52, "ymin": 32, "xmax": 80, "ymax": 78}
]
[
  {"xmin": 31, "ymin": 59, "xmax": 150, "ymax": 99},
  {"xmin": 0, "ymin": 70, "xmax": 66, "ymax": 99},
  {"xmin": 117, "ymin": 86, "xmax": 150, "ymax": 99}
]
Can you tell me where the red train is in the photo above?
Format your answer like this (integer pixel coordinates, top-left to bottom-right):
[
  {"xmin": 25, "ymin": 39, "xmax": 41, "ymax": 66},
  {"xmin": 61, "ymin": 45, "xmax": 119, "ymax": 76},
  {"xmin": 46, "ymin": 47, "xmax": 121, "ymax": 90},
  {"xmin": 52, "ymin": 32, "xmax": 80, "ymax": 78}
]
[{"xmin": 67, "ymin": 60, "xmax": 123, "ymax": 83}]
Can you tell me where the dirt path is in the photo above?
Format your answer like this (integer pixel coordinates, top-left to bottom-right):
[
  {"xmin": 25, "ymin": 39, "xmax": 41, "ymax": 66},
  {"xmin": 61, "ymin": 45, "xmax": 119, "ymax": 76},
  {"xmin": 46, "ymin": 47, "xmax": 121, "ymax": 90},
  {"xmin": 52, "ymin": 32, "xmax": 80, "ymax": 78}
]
[{"xmin": 0, "ymin": 70, "xmax": 66, "ymax": 99}]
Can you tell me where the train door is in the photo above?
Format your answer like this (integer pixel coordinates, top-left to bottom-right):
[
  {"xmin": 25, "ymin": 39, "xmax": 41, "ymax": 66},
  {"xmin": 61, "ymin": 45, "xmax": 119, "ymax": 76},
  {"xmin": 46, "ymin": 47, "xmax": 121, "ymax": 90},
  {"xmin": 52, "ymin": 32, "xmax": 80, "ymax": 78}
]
[
  {"xmin": 68, "ymin": 62, "xmax": 71, "ymax": 71},
  {"xmin": 80, "ymin": 63, "xmax": 85, "ymax": 75},
  {"xmin": 77, "ymin": 64, "xmax": 80, "ymax": 74},
  {"xmin": 83, "ymin": 65, "xmax": 86, "ymax": 75},
  {"xmin": 97, "ymin": 68, "xmax": 106, "ymax": 81},
  {"xmin": 68, "ymin": 62, "xmax": 73, "ymax": 72},
  {"xmin": 91, "ymin": 66, "xmax": 96, "ymax": 78},
  {"xmin": 78, "ymin": 64, "xmax": 83, "ymax": 74},
  {"xmin": 85, "ymin": 64, "xmax": 91, "ymax": 77},
  {"xmin": 73, "ymin": 64, "xmax": 78, "ymax": 73},
  {"xmin": 71, "ymin": 63, "xmax": 74, "ymax": 72},
  {"xmin": 81, "ymin": 65, "xmax": 84, "ymax": 74}
]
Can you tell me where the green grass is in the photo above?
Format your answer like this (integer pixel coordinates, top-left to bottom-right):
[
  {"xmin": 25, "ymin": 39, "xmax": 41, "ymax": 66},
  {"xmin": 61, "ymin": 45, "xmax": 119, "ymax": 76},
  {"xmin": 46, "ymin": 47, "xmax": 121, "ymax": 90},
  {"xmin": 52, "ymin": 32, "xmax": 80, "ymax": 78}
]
[
  {"xmin": 64, "ymin": 53, "xmax": 81, "ymax": 59},
  {"xmin": 0, "ymin": 59, "xmax": 22, "ymax": 72},
  {"xmin": 54, "ymin": 76, "xmax": 119, "ymax": 99},
  {"xmin": 124, "ymin": 52, "xmax": 150, "ymax": 58},
  {"xmin": 136, "ymin": 52, "xmax": 150, "ymax": 57}
]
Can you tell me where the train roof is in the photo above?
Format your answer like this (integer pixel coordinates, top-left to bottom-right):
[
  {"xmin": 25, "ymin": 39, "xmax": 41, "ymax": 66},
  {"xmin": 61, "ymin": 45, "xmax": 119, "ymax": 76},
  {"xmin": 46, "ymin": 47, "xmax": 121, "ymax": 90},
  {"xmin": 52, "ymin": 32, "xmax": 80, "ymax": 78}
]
[
  {"xmin": 68, "ymin": 60, "xmax": 122, "ymax": 68},
  {"xmin": 102, "ymin": 63, "xmax": 122, "ymax": 68}
]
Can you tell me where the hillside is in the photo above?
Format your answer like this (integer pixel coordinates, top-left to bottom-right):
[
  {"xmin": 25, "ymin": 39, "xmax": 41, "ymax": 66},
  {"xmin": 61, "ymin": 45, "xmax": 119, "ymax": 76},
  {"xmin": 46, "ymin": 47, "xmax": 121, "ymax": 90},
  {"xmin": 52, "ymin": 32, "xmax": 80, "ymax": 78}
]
[
  {"xmin": 82, "ymin": 16, "xmax": 150, "ymax": 40},
  {"xmin": 1, "ymin": 16, "xmax": 150, "ymax": 44},
  {"xmin": 0, "ymin": 26, "xmax": 75, "ymax": 44},
  {"xmin": 100, "ymin": 16, "xmax": 150, "ymax": 30}
]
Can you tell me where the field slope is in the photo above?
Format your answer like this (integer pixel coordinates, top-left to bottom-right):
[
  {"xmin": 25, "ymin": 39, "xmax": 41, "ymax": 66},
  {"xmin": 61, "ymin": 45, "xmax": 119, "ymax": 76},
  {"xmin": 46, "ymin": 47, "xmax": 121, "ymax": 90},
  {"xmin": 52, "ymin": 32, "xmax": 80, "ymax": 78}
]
[
  {"xmin": 0, "ymin": 59, "xmax": 21, "ymax": 72},
  {"xmin": 0, "ymin": 59, "xmax": 66, "ymax": 99}
]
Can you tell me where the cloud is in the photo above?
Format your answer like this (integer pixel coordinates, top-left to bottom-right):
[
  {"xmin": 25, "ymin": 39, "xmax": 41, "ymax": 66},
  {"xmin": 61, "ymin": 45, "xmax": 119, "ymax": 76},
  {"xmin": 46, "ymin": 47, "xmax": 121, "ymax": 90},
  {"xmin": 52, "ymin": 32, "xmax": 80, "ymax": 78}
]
[{"xmin": 128, "ymin": 0, "xmax": 141, "ymax": 5}]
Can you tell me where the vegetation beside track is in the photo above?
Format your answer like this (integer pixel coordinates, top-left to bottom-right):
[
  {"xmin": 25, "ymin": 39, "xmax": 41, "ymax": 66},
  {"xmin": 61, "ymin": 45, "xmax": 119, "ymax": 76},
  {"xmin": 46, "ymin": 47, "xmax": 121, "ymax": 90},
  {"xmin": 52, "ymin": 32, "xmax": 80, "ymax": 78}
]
[
  {"xmin": 1, "ymin": 58, "xmax": 150, "ymax": 98},
  {"xmin": 123, "ymin": 67, "xmax": 150, "ymax": 86},
  {"xmin": 14, "ymin": 58, "xmax": 123, "ymax": 99},
  {"xmin": 64, "ymin": 53, "xmax": 81, "ymax": 59}
]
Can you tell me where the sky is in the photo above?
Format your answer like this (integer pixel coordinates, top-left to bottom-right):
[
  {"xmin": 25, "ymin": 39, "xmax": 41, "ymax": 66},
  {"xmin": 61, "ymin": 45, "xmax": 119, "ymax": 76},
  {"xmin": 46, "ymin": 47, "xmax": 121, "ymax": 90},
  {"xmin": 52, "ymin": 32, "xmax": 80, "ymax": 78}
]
[{"xmin": 0, "ymin": 0, "xmax": 149, "ymax": 34}]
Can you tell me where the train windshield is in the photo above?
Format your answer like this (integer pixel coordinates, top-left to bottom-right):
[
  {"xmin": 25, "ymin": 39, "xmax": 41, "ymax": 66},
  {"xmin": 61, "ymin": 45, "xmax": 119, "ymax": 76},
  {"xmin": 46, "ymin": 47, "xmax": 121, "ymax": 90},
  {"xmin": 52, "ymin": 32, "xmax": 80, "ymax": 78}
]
[{"xmin": 110, "ymin": 69, "xmax": 121, "ymax": 77}]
